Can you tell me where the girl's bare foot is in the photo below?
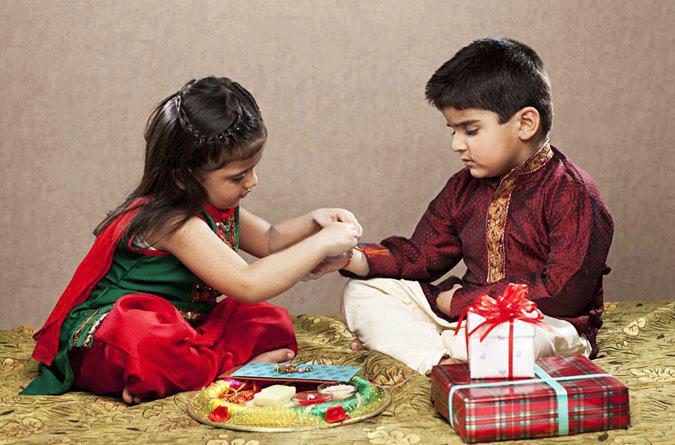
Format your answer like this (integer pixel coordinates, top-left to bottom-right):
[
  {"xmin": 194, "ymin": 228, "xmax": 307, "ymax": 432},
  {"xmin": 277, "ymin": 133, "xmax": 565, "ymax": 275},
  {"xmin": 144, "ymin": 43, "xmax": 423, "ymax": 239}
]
[
  {"xmin": 248, "ymin": 348, "xmax": 295, "ymax": 363},
  {"xmin": 122, "ymin": 386, "xmax": 142, "ymax": 405},
  {"xmin": 350, "ymin": 338, "xmax": 366, "ymax": 351},
  {"xmin": 120, "ymin": 349, "xmax": 294, "ymax": 404}
]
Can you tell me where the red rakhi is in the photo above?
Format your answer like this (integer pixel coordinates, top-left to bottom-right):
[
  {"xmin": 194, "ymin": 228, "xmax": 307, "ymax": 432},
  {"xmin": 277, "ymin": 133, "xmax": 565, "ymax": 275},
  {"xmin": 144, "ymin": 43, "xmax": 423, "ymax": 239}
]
[
  {"xmin": 343, "ymin": 246, "xmax": 389, "ymax": 269},
  {"xmin": 354, "ymin": 246, "xmax": 389, "ymax": 255},
  {"xmin": 455, "ymin": 283, "xmax": 555, "ymax": 379}
]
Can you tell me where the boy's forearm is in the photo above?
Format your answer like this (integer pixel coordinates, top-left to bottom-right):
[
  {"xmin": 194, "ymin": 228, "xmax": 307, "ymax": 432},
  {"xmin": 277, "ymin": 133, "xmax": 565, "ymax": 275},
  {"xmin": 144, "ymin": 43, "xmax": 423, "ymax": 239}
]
[{"xmin": 267, "ymin": 212, "xmax": 320, "ymax": 254}]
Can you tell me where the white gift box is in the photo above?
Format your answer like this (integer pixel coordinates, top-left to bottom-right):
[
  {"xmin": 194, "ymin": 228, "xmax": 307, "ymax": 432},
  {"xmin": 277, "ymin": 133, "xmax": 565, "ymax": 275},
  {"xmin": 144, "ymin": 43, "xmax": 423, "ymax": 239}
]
[{"xmin": 466, "ymin": 311, "xmax": 536, "ymax": 379}]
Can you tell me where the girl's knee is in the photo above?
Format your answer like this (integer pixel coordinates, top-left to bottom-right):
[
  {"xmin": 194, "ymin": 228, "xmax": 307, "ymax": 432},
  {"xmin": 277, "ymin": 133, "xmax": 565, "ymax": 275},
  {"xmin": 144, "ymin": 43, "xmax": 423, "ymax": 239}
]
[{"xmin": 112, "ymin": 294, "xmax": 182, "ymax": 324}]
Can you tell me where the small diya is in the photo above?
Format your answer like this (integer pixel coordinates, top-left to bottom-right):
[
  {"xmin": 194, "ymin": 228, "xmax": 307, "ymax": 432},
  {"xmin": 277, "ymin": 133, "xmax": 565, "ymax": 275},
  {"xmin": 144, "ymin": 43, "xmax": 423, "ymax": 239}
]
[{"xmin": 293, "ymin": 390, "xmax": 333, "ymax": 406}]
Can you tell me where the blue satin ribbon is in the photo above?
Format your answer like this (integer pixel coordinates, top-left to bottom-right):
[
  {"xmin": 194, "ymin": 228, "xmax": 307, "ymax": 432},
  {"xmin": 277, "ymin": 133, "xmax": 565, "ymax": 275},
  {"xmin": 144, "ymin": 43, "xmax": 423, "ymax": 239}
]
[{"xmin": 447, "ymin": 367, "xmax": 611, "ymax": 435}]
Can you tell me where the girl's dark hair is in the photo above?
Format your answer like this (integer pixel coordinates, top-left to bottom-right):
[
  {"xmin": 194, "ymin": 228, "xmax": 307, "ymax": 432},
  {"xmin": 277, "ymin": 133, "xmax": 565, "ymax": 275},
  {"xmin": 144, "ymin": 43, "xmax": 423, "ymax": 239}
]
[
  {"xmin": 425, "ymin": 37, "xmax": 553, "ymax": 134},
  {"xmin": 93, "ymin": 76, "xmax": 266, "ymax": 243}
]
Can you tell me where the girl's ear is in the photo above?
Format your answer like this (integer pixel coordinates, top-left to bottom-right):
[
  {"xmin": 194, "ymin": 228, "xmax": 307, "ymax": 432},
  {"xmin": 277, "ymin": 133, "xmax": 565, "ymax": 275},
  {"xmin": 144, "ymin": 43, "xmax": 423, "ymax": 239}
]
[
  {"xmin": 173, "ymin": 169, "xmax": 186, "ymax": 190},
  {"xmin": 174, "ymin": 168, "xmax": 202, "ymax": 190},
  {"xmin": 516, "ymin": 106, "xmax": 541, "ymax": 141}
]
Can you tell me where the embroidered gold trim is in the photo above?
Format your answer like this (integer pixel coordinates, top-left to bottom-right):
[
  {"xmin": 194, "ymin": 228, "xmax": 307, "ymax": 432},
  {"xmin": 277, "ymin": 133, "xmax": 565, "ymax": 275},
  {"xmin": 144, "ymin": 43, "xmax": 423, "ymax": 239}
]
[
  {"xmin": 190, "ymin": 280, "xmax": 221, "ymax": 303},
  {"xmin": 71, "ymin": 308, "xmax": 207, "ymax": 349},
  {"xmin": 70, "ymin": 310, "xmax": 99, "ymax": 349},
  {"xmin": 485, "ymin": 141, "xmax": 553, "ymax": 283},
  {"xmin": 81, "ymin": 312, "xmax": 110, "ymax": 348},
  {"xmin": 179, "ymin": 309, "xmax": 208, "ymax": 326}
]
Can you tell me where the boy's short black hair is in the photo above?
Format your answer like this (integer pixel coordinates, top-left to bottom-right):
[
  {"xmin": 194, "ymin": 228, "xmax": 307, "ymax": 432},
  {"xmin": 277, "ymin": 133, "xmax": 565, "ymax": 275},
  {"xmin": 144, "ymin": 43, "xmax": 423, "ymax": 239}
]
[{"xmin": 425, "ymin": 37, "xmax": 553, "ymax": 134}]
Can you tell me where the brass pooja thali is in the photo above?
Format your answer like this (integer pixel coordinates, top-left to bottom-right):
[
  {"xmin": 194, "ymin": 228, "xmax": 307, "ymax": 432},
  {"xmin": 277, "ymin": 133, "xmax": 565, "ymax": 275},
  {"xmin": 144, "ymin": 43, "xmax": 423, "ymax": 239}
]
[{"xmin": 188, "ymin": 364, "xmax": 391, "ymax": 432}]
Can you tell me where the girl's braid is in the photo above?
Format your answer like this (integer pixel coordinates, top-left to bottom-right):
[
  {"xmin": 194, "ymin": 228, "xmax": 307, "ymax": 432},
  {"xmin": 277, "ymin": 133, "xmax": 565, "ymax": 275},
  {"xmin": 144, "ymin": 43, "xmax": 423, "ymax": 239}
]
[{"xmin": 174, "ymin": 78, "xmax": 243, "ymax": 144}]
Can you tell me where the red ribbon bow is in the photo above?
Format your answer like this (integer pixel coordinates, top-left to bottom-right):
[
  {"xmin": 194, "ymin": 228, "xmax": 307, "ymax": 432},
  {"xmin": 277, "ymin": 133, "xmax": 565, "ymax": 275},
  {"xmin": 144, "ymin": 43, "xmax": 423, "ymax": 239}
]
[{"xmin": 455, "ymin": 283, "xmax": 555, "ymax": 378}]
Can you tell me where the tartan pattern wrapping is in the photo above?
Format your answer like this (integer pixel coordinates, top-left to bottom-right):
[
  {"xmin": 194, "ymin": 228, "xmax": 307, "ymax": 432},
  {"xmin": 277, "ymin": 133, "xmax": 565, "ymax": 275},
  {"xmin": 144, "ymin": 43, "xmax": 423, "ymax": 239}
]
[{"xmin": 431, "ymin": 355, "xmax": 630, "ymax": 443}]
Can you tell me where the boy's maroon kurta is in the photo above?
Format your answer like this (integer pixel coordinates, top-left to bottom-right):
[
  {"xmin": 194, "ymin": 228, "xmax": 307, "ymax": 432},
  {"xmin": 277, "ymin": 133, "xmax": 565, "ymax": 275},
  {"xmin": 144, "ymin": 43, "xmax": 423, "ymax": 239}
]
[{"xmin": 345, "ymin": 144, "xmax": 613, "ymax": 358}]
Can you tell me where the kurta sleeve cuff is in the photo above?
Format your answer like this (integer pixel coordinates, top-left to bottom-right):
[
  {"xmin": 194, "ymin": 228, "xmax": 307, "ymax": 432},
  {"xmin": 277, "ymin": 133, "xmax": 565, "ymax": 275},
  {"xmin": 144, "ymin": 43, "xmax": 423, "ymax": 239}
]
[{"xmin": 448, "ymin": 287, "xmax": 479, "ymax": 320}]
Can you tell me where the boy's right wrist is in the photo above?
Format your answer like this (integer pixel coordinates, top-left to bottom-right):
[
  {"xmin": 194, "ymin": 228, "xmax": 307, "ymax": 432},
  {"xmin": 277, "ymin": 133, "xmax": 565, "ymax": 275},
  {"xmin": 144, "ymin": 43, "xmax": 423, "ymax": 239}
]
[
  {"xmin": 343, "ymin": 249, "xmax": 369, "ymax": 276},
  {"xmin": 341, "ymin": 249, "xmax": 354, "ymax": 269}
]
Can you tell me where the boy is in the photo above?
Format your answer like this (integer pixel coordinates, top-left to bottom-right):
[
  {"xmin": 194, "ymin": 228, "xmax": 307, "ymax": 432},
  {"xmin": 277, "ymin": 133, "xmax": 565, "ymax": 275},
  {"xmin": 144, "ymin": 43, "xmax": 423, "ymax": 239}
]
[{"xmin": 310, "ymin": 38, "xmax": 614, "ymax": 374}]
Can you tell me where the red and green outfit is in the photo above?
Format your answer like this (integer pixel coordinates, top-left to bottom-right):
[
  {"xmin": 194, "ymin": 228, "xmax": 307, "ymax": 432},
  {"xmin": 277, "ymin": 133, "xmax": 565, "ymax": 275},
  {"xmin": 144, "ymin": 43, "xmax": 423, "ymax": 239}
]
[{"xmin": 22, "ymin": 199, "xmax": 297, "ymax": 398}]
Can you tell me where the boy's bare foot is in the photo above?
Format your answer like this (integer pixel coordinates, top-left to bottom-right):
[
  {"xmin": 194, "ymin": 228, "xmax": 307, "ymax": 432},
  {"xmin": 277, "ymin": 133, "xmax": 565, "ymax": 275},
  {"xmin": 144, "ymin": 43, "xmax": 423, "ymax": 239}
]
[
  {"xmin": 350, "ymin": 339, "xmax": 366, "ymax": 351},
  {"xmin": 122, "ymin": 386, "xmax": 142, "ymax": 405},
  {"xmin": 438, "ymin": 357, "xmax": 462, "ymax": 366},
  {"xmin": 248, "ymin": 348, "xmax": 295, "ymax": 363}
]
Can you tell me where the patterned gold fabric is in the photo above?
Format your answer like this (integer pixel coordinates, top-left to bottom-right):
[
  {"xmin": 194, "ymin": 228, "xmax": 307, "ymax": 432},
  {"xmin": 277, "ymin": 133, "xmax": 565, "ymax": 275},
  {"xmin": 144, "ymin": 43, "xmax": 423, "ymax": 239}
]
[
  {"xmin": 486, "ymin": 142, "xmax": 554, "ymax": 283},
  {"xmin": 1, "ymin": 300, "xmax": 672, "ymax": 444}
]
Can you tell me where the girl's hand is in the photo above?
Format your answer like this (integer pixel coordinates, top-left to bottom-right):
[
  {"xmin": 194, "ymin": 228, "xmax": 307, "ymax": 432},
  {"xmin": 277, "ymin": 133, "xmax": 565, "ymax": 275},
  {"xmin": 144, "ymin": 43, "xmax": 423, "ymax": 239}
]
[
  {"xmin": 318, "ymin": 222, "xmax": 359, "ymax": 257},
  {"xmin": 302, "ymin": 252, "xmax": 351, "ymax": 281},
  {"xmin": 312, "ymin": 208, "xmax": 363, "ymax": 239}
]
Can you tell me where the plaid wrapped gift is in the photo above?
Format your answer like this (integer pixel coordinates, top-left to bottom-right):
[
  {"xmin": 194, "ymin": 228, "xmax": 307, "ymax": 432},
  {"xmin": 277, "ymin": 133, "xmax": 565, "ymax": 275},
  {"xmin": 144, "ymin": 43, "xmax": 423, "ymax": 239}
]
[{"xmin": 431, "ymin": 355, "xmax": 630, "ymax": 443}]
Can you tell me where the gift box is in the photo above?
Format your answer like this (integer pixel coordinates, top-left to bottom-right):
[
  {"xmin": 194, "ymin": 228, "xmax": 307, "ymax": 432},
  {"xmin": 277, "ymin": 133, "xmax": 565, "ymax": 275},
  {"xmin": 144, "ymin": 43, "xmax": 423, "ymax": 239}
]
[
  {"xmin": 457, "ymin": 283, "xmax": 552, "ymax": 379},
  {"xmin": 431, "ymin": 355, "xmax": 630, "ymax": 443},
  {"xmin": 466, "ymin": 311, "xmax": 535, "ymax": 379}
]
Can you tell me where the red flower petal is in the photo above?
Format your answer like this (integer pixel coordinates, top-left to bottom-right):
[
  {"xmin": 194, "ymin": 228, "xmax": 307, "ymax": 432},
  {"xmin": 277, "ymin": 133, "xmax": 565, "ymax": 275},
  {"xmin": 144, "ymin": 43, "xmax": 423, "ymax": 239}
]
[
  {"xmin": 208, "ymin": 405, "xmax": 230, "ymax": 422},
  {"xmin": 325, "ymin": 405, "xmax": 350, "ymax": 424}
]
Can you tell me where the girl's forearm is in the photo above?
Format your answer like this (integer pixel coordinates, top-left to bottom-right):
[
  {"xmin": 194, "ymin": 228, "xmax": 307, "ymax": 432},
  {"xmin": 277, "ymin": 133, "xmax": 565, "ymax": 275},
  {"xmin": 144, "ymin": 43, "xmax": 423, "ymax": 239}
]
[
  {"xmin": 267, "ymin": 212, "xmax": 320, "ymax": 254},
  {"xmin": 237, "ymin": 233, "xmax": 329, "ymax": 302}
]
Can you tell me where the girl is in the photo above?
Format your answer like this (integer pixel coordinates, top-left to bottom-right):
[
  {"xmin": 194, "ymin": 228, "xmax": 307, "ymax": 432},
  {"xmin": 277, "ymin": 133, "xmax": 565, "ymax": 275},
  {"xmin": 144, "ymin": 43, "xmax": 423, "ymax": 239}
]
[{"xmin": 22, "ymin": 76, "xmax": 361, "ymax": 404}]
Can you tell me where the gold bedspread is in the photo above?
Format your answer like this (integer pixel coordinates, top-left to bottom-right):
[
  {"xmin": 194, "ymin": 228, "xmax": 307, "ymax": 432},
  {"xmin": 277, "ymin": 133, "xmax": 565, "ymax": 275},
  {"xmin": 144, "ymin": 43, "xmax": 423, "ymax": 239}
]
[{"xmin": 1, "ymin": 301, "xmax": 672, "ymax": 444}]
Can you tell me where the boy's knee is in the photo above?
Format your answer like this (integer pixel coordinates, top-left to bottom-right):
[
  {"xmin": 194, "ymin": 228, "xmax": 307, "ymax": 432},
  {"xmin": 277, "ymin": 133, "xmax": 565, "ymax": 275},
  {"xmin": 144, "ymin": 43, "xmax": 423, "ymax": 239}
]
[
  {"xmin": 342, "ymin": 278, "xmax": 385, "ymax": 304},
  {"xmin": 341, "ymin": 278, "xmax": 404, "ymax": 320},
  {"xmin": 343, "ymin": 278, "xmax": 368, "ymax": 296}
]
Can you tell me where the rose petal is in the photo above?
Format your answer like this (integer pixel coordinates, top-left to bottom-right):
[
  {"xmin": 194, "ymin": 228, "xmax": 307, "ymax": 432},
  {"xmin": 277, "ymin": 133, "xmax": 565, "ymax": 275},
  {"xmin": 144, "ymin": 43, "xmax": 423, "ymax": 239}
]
[
  {"xmin": 208, "ymin": 405, "xmax": 230, "ymax": 422},
  {"xmin": 325, "ymin": 406, "xmax": 349, "ymax": 424}
]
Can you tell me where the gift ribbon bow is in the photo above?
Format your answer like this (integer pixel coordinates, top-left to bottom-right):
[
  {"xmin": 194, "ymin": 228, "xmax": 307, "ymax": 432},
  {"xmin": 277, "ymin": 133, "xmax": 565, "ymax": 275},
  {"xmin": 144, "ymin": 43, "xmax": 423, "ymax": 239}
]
[{"xmin": 455, "ymin": 283, "xmax": 556, "ymax": 378}]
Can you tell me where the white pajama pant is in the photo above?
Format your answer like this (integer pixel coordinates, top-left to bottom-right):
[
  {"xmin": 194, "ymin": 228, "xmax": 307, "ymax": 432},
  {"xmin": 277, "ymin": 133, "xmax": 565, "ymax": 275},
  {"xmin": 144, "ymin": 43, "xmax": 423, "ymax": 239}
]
[{"xmin": 342, "ymin": 278, "xmax": 592, "ymax": 375}]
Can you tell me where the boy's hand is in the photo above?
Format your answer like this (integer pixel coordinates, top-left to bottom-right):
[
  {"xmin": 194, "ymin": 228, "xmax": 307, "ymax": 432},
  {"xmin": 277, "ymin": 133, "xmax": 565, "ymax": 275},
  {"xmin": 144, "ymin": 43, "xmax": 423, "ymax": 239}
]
[
  {"xmin": 311, "ymin": 208, "xmax": 363, "ymax": 239},
  {"xmin": 436, "ymin": 284, "xmax": 463, "ymax": 316},
  {"xmin": 301, "ymin": 252, "xmax": 350, "ymax": 281}
]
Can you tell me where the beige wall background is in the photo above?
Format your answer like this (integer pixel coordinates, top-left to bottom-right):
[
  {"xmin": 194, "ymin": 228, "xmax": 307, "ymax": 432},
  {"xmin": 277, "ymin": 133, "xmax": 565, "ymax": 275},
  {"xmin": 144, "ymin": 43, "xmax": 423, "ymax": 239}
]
[{"xmin": 1, "ymin": 0, "xmax": 673, "ymax": 329}]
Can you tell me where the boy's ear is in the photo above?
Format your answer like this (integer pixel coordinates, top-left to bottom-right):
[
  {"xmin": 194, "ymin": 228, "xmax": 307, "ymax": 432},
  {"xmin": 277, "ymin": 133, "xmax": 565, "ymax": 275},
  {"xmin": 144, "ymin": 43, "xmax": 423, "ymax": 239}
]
[{"xmin": 516, "ymin": 107, "xmax": 541, "ymax": 141}]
